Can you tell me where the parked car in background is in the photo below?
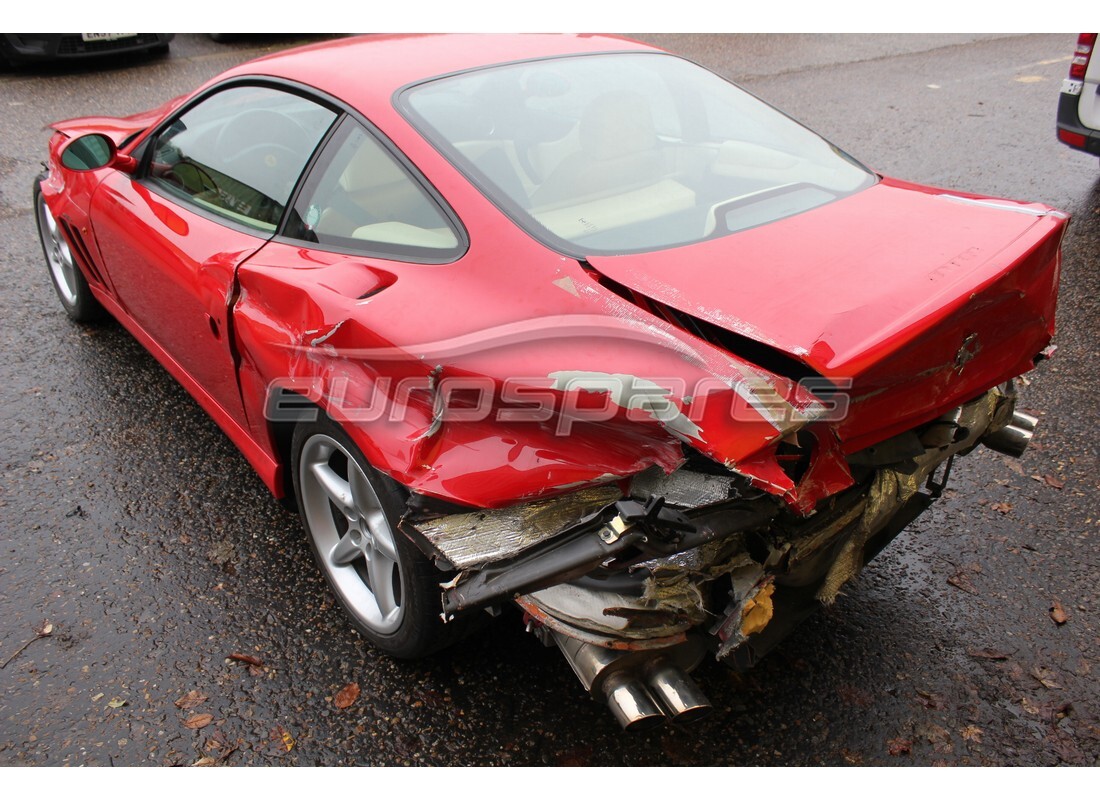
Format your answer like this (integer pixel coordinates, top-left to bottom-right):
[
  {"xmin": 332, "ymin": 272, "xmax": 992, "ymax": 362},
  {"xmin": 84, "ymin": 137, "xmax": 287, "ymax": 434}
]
[
  {"xmin": 35, "ymin": 34, "xmax": 1067, "ymax": 731},
  {"xmin": 1057, "ymin": 33, "xmax": 1100, "ymax": 158},
  {"xmin": 0, "ymin": 33, "xmax": 172, "ymax": 66}
]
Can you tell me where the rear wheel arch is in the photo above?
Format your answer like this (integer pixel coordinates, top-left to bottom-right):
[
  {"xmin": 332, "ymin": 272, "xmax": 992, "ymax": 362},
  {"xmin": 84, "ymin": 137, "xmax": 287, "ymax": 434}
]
[
  {"xmin": 289, "ymin": 410, "xmax": 480, "ymax": 657},
  {"xmin": 265, "ymin": 390, "xmax": 399, "ymax": 507}
]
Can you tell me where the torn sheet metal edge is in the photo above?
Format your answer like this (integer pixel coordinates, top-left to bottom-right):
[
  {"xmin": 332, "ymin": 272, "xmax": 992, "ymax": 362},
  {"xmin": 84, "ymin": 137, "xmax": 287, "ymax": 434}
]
[
  {"xmin": 524, "ymin": 582, "xmax": 691, "ymax": 637},
  {"xmin": 413, "ymin": 485, "xmax": 621, "ymax": 570},
  {"xmin": 515, "ymin": 594, "xmax": 689, "ymax": 651}
]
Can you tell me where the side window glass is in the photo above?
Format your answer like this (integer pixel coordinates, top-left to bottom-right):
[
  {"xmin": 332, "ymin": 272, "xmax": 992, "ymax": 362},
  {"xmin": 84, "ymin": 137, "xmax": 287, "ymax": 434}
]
[
  {"xmin": 286, "ymin": 121, "xmax": 461, "ymax": 259},
  {"xmin": 148, "ymin": 85, "xmax": 337, "ymax": 231}
]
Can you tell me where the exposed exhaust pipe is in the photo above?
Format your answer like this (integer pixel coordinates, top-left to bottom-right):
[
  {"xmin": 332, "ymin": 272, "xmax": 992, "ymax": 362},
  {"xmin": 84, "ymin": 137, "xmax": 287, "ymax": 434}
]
[
  {"xmin": 983, "ymin": 411, "xmax": 1038, "ymax": 458},
  {"xmin": 552, "ymin": 632, "xmax": 710, "ymax": 729},
  {"xmin": 603, "ymin": 674, "xmax": 666, "ymax": 731},
  {"xmin": 645, "ymin": 661, "xmax": 713, "ymax": 724}
]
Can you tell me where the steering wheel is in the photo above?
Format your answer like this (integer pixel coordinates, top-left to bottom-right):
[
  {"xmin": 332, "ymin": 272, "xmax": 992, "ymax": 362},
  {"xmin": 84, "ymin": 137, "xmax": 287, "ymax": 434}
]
[
  {"xmin": 214, "ymin": 109, "xmax": 309, "ymax": 164},
  {"xmin": 216, "ymin": 143, "xmax": 302, "ymax": 204},
  {"xmin": 160, "ymin": 158, "xmax": 219, "ymax": 196},
  {"xmin": 220, "ymin": 142, "xmax": 299, "ymax": 169}
]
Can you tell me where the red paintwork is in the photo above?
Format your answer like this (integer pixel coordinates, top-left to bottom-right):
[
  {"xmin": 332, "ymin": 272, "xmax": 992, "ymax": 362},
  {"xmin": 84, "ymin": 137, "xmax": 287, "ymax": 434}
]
[
  {"xmin": 38, "ymin": 35, "xmax": 1066, "ymax": 517},
  {"xmin": 232, "ymin": 228, "xmax": 823, "ymax": 508},
  {"xmin": 587, "ymin": 176, "xmax": 1067, "ymax": 454},
  {"xmin": 49, "ymin": 92, "xmax": 189, "ymax": 149},
  {"xmin": 90, "ymin": 174, "xmax": 262, "ymax": 426}
]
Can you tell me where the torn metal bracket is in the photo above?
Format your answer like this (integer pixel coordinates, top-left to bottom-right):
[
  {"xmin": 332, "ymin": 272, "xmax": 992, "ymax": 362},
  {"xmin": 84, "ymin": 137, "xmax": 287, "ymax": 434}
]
[
  {"xmin": 599, "ymin": 495, "xmax": 695, "ymax": 546},
  {"xmin": 598, "ymin": 515, "xmax": 631, "ymax": 545},
  {"xmin": 924, "ymin": 454, "xmax": 955, "ymax": 499},
  {"xmin": 440, "ymin": 498, "xmax": 778, "ymax": 619}
]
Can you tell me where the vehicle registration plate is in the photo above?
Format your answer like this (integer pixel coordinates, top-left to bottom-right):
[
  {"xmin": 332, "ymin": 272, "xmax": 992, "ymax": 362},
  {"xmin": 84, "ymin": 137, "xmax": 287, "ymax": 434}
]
[{"xmin": 81, "ymin": 33, "xmax": 137, "ymax": 42}]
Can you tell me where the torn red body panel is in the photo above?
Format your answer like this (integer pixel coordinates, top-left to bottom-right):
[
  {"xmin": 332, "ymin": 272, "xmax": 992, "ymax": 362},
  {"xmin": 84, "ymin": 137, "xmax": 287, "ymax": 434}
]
[
  {"xmin": 229, "ymin": 177, "xmax": 1062, "ymax": 512},
  {"xmin": 586, "ymin": 178, "xmax": 1067, "ymax": 455},
  {"xmin": 232, "ymin": 226, "xmax": 829, "ymax": 509}
]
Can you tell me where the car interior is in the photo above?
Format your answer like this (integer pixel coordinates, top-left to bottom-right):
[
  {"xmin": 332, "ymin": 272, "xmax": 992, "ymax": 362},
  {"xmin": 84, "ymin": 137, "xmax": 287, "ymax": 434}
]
[{"xmin": 404, "ymin": 54, "xmax": 872, "ymax": 255}]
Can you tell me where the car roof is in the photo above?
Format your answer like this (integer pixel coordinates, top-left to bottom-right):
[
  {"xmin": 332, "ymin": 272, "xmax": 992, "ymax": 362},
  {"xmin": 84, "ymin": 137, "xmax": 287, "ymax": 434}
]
[{"xmin": 219, "ymin": 34, "xmax": 661, "ymax": 110}]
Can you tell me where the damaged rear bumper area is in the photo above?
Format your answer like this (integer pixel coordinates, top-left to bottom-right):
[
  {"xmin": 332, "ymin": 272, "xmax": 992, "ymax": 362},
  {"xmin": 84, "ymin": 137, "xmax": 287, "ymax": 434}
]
[{"xmin": 402, "ymin": 383, "xmax": 1032, "ymax": 728}]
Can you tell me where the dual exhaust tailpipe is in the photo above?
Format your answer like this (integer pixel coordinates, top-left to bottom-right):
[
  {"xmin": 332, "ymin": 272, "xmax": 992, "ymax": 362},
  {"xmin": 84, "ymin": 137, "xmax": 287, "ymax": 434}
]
[
  {"xmin": 552, "ymin": 633, "xmax": 711, "ymax": 731},
  {"xmin": 549, "ymin": 403, "xmax": 1038, "ymax": 730},
  {"xmin": 983, "ymin": 410, "xmax": 1039, "ymax": 458}
]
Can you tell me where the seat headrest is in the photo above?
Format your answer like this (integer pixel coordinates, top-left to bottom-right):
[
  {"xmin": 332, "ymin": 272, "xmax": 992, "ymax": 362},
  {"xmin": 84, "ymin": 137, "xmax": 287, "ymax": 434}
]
[{"xmin": 579, "ymin": 91, "xmax": 656, "ymax": 161}]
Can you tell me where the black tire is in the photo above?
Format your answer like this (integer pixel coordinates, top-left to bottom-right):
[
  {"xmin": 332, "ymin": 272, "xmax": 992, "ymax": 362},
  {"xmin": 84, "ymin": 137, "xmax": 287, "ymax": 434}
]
[
  {"xmin": 34, "ymin": 179, "xmax": 105, "ymax": 323},
  {"xmin": 291, "ymin": 415, "xmax": 471, "ymax": 658}
]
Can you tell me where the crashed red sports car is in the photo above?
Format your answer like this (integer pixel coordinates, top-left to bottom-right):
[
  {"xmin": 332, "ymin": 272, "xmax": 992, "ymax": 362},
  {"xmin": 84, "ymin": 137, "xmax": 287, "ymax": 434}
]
[{"xmin": 37, "ymin": 34, "xmax": 1066, "ymax": 730}]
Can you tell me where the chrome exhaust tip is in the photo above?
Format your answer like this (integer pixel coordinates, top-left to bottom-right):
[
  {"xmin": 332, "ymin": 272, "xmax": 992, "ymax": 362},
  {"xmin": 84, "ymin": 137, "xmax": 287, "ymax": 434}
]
[
  {"xmin": 983, "ymin": 411, "xmax": 1039, "ymax": 458},
  {"xmin": 1012, "ymin": 411, "xmax": 1039, "ymax": 433},
  {"xmin": 645, "ymin": 662, "xmax": 713, "ymax": 724},
  {"xmin": 603, "ymin": 673, "xmax": 666, "ymax": 731},
  {"xmin": 551, "ymin": 631, "xmax": 708, "ymax": 730}
]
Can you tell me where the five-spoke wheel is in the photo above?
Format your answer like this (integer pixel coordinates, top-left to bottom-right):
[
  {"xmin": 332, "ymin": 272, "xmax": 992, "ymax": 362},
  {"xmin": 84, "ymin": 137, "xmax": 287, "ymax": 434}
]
[
  {"xmin": 297, "ymin": 431, "xmax": 406, "ymax": 634},
  {"xmin": 34, "ymin": 180, "xmax": 103, "ymax": 322},
  {"xmin": 291, "ymin": 416, "xmax": 468, "ymax": 658}
]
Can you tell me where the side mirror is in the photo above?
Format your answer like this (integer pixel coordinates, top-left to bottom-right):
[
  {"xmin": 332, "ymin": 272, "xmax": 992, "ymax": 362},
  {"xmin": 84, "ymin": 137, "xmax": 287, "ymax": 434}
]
[{"xmin": 61, "ymin": 133, "xmax": 137, "ymax": 173}]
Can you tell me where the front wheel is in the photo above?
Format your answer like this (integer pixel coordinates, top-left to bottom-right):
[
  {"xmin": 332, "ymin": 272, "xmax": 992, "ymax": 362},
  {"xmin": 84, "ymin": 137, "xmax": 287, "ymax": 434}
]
[
  {"xmin": 34, "ymin": 182, "xmax": 104, "ymax": 322},
  {"xmin": 291, "ymin": 416, "xmax": 467, "ymax": 658}
]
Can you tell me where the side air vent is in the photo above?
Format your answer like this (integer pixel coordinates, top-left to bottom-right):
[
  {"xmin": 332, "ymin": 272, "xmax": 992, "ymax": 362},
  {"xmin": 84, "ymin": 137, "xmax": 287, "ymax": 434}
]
[{"xmin": 58, "ymin": 218, "xmax": 105, "ymax": 286}]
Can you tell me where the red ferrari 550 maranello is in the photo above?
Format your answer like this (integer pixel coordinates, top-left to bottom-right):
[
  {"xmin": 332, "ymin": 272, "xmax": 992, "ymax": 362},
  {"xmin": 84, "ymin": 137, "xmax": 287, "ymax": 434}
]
[{"xmin": 36, "ymin": 34, "xmax": 1066, "ymax": 729}]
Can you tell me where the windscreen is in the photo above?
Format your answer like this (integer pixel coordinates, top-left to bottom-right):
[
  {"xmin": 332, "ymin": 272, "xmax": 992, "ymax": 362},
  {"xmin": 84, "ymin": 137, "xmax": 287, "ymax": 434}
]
[{"xmin": 401, "ymin": 53, "xmax": 875, "ymax": 256}]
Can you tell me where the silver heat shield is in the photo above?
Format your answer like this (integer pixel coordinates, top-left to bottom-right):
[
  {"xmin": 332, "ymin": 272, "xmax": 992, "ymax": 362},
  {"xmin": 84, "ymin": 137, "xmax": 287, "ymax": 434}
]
[{"xmin": 413, "ymin": 485, "xmax": 621, "ymax": 569}]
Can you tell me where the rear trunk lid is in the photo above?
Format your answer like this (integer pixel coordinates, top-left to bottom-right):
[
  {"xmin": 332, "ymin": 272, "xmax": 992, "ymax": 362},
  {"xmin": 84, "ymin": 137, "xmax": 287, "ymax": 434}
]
[{"xmin": 585, "ymin": 177, "xmax": 1066, "ymax": 451}]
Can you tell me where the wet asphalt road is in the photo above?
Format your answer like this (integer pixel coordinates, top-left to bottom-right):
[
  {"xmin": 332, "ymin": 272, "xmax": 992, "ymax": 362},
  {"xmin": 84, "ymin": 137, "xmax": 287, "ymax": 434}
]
[{"xmin": 0, "ymin": 34, "xmax": 1097, "ymax": 766}]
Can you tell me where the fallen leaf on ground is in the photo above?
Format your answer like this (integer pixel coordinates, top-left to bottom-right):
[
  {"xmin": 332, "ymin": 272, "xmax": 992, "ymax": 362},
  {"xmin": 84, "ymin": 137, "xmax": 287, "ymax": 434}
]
[
  {"xmin": 1031, "ymin": 667, "xmax": 1064, "ymax": 690},
  {"xmin": 191, "ymin": 757, "xmax": 217, "ymax": 767},
  {"xmin": 916, "ymin": 690, "xmax": 946, "ymax": 710},
  {"xmin": 174, "ymin": 690, "xmax": 208, "ymax": 710},
  {"xmin": 182, "ymin": 713, "xmax": 214, "ymax": 729},
  {"xmin": 0, "ymin": 621, "xmax": 56, "ymax": 669},
  {"xmin": 1042, "ymin": 474, "xmax": 1065, "ymax": 490},
  {"xmin": 990, "ymin": 502, "xmax": 1012, "ymax": 514},
  {"xmin": 204, "ymin": 729, "xmax": 231, "ymax": 752},
  {"xmin": 334, "ymin": 682, "xmax": 361, "ymax": 709},
  {"xmin": 916, "ymin": 722, "xmax": 952, "ymax": 745},
  {"xmin": 272, "ymin": 725, "xmax": 295, "ymax": 752},
  {"xmin": 967, "ymin": 647, "xmax": 1010, "ymax": 661},
  {"xmin": 1049, "ymin": 601, "xmax": 1069, "ymax": 625},
  {"xmin": 1023, "ymin": 697, "xmax": 1073, "ymax": 721},
  {"xmin": 887, "ymin": 737, "xmax": 912, "ymax": 756},
  {"xmin": 107, "ymin": 698, "xmax": 127, "ymax": 709},
  {"xmin": 961, "ymin": 725, "xmax": 983, "ymax": 743},
  {"xmin": 227, "ymin": 652, "xmax": 264, "ymax": 667},
  {"xmin": 948, "ymin": 571, "xmax": 979, "ymax": 595}
]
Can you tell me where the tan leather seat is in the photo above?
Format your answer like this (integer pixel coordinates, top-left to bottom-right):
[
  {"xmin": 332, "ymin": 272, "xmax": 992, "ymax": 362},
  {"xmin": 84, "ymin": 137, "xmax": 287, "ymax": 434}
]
[{"xmin": 530, "ymin": 90, "xmax": 665, "ymax": 208}]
